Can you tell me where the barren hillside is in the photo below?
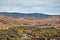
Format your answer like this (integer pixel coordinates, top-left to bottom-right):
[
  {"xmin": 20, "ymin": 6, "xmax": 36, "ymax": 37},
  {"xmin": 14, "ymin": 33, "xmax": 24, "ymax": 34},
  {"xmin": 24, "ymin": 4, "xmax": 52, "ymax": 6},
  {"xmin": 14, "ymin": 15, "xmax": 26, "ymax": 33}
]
[{"xmin": 0, "ymin": 14, "xmax": 60, "ymax": 30}]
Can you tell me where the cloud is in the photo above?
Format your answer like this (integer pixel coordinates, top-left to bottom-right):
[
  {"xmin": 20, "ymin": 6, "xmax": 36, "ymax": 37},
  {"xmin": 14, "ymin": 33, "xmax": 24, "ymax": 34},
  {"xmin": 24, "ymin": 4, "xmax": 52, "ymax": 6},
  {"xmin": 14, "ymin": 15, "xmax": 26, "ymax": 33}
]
[
  {"xmin": 0, "ymin": 0, "xmax": 44, "ymax": 6},
  {"xmin": 19, "ymin": 0, "xmax": 43, "ymax": 5},
  {"xmin": 0, "ymin": 0, "xmax": 60, "ymax": 15},
  {"xmin": 0, "ymin": 0, "xmax": 60, "ymax": 7},
  {"xmin": 32, "ymin": 6, "xmax": 42, "ymax": 11},
  {"xmin": 44, "ymin": 13, "xmax": 60, "ymax": 15},
  {"xmin": 0, "ymin": 7, "xmax": 31, "ymax": 13}
]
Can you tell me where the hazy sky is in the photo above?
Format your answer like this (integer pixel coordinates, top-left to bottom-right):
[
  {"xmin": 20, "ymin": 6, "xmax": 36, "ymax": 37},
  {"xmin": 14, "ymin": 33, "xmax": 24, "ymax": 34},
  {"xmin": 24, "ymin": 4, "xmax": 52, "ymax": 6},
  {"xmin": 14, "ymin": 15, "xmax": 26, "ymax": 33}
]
[{"xmin": 0, "ymin": 0, "xmax": 60, "ymax": 15}]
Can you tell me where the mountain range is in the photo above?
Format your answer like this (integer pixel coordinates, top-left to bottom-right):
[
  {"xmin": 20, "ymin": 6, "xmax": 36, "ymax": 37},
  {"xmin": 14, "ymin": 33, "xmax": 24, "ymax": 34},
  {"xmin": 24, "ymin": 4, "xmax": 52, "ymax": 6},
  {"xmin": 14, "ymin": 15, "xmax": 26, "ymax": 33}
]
[
  {"xmin": 0, "ymin": 12, "xmax": 60, "ymax": 30},
  {"xmin": 0, "ymin": 12, "xmax": 54, "ymax": 18}
]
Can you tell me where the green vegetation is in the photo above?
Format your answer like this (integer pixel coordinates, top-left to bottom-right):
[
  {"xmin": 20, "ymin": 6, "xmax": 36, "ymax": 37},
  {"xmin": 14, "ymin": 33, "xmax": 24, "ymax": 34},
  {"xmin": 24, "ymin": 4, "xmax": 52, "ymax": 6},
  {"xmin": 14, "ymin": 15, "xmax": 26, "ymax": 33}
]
[{"xmin": 0, "ymin": 26, "xmax": 60, "ymax": 40}]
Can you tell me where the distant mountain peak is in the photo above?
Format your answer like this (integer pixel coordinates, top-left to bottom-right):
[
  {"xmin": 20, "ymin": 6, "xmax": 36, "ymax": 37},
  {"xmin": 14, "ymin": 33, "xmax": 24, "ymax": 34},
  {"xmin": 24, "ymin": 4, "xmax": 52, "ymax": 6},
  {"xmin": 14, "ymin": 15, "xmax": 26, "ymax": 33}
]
[{"xmin": 0, "ymin": 12, "xmax": 52, "ymax": 18}]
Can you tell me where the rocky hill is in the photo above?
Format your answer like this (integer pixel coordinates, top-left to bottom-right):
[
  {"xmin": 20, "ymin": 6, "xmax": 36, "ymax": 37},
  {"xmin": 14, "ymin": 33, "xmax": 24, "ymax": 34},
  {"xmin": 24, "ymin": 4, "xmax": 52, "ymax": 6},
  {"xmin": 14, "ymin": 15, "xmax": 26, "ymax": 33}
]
[{"xmin": 0, "ymin": 13, "xmax": 60, "ymax": 30}]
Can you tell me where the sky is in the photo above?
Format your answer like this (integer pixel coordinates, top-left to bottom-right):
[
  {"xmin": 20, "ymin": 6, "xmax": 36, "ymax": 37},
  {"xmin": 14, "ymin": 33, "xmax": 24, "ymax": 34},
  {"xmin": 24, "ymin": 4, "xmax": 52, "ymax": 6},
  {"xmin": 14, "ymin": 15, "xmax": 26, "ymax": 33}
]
[{"xmin": 0, "ymin": 0, "xmax": 60, "ymax": 15}]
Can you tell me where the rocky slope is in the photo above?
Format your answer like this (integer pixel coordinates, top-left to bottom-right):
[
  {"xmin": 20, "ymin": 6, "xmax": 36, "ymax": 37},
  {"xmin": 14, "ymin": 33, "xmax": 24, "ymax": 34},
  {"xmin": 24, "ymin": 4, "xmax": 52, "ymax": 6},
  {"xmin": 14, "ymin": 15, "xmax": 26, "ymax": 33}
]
[{"xmin": 0, "ymin": 14, "xmax": 60, "ymax": 30}]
